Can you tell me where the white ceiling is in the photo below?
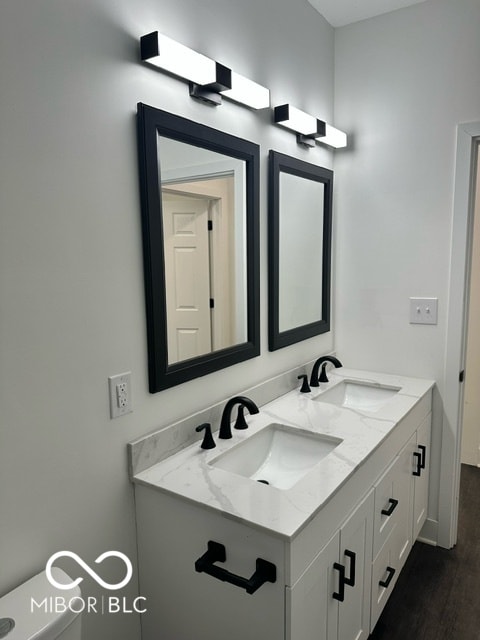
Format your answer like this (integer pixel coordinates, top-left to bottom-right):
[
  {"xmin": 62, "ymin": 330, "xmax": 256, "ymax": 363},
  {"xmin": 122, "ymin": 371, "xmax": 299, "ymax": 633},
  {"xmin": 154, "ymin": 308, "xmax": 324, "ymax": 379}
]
[{"xmin": 307, "ymin": 0, "xmax": 429, "ymax": 27}]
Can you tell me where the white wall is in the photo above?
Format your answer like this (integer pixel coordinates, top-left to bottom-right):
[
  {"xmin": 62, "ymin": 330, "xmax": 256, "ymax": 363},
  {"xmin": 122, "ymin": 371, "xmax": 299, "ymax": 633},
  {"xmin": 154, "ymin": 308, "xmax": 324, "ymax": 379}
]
[
  {"xmin": 0, "ymin": 1, "xmax": 334, "ymax": 638},
  {"xmin": 334, "ymin": 0, "xmax": 480, "ymax": 539}
]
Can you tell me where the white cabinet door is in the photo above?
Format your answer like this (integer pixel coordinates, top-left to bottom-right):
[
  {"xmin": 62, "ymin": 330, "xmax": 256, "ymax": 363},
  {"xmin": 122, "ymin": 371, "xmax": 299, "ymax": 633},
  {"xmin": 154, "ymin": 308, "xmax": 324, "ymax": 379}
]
[
  {"xmin": 288, "ymin": 491, "xmax": 374, "ymax": 640},
  {"xmin": 413, "ymin": 414, "xmax": 431, "ymax": 539},
  {"xmin": 337, "ymin": 490, "xmax": 374, "ymax": 640},
  {"xmin": 287, "ymin": 532, "xmax": 339, "ymax": 640},
  {"xmin": 392, "ymin": 434, "xmax": 416, "ymax": 570}
]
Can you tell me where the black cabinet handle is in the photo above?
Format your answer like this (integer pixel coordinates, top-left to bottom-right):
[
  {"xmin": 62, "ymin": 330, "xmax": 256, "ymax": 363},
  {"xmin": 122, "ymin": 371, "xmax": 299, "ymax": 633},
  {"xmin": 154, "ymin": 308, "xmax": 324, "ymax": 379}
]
[
  {"xmin": 381, "ymin": 498, "xmax": 399, "ymax": 517},
  {"xmin": 418, "ymin": 444, "xmax": 427, "ymax": 469},
  {"xmin": 333, "ymin": 549, "xmax": 356, "ymax": 601},
  {"xmin": 379, "ymin": 566, "xmax": 396, "ymax": 589},
  {"xmin": 194, "ymin": 541, "xmax": 276, "ymax": 595},
  {"xmin": 333, "ymin": 562, "xmax": 346, "ymax": 602},
  {"xmin": 413, "ymin": 451, "xmax": 422, "ymax": 476},
  {"xmin": 413, "ymin": 445, "xmax": 427, "ymax": 476}
]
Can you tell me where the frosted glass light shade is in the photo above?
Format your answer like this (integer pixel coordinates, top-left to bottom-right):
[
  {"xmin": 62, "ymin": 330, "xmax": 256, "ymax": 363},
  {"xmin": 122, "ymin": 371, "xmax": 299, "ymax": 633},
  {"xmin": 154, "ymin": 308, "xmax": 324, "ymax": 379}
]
[
  {"xmin": 222, "ymin": 72, "xmax": 270, "ymax": 109},
  {"xmin": 274, "ymin": 104, "xmax": 318, "ymax": 136},
  {"xmin": 322, "ymin": 124, "xmax": 348, "ymax": 148},
  {"xmin": 140, "ymin": 31, "xmax": 216, "ymax": 86}
]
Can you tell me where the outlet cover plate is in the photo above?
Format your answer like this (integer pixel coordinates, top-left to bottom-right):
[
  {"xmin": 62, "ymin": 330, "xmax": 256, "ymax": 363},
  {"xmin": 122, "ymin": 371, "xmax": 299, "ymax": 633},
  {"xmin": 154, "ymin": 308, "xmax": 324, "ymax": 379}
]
[
  {"xmin": 409, "ymin": 297, "xmax": 438, "ymax": 325},
  {"xmin": 108, "ymin": 372, "xmax": 133, "ymax": 418}
]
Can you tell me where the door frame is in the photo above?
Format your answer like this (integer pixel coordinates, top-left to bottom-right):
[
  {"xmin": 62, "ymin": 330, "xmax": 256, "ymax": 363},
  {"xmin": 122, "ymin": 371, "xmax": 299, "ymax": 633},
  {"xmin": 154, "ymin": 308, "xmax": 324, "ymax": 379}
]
[{"xmin": 439, "ymin": 121, "xmax": 480, "ymax": 548}]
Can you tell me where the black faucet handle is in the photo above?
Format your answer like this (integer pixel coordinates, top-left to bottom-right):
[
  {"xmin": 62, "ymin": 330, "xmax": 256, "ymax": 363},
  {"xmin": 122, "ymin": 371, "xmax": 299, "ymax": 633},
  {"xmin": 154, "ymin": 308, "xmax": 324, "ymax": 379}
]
[
  {"xmin": 319, "ymin": 362, "xmax": 329, "ymax": 383},
  {"xmin": 196, "ymin": 423, "xmax": 216, "ymax": 449},
  {"xmin": 234, "ymin": 406, "xmax": 249, "ymax": 430},
  {"xmin": 297, "ymin": 374, "xmax": 311, "ymax": 393}
]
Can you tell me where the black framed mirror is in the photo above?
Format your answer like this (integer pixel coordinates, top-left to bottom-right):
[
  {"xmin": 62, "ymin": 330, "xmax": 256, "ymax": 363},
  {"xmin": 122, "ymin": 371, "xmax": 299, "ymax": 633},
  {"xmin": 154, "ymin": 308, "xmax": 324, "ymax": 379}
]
[
  {"xmin": 137, "ymin": 104, "xmax": 260, "ymax": 392},
  {"xmin": 268, "ymin": 150, "xmax": 333, "ymax": 351}
]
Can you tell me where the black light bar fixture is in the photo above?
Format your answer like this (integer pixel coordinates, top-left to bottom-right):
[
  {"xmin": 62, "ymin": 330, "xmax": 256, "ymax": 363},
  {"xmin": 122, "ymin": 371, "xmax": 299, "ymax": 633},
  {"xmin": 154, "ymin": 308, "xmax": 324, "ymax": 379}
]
[
  {"xmin": 274, "ymin": 103, "xmax": 347, "ymax": 149},
  {"xmin": 140, "ymin": 31, "xmax": 270, "ymax": 109},
  {"xmin": 139, "ymin": 31, "xmax": 347, "ymax": 146}
]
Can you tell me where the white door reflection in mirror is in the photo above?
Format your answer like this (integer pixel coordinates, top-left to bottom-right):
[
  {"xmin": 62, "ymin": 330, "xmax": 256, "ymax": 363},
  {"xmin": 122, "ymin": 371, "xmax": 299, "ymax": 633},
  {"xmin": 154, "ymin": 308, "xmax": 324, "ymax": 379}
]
[
  {"xmin": 162, "ymin": 192, "xmax": 212, "ymax": 363},
  {"xmin": 159, "ymin": 136, "xmax": 248, "ymax": 366},
  {"xmin": 162, "ymin": 173, "xmax": 243, "ymax": 364}
]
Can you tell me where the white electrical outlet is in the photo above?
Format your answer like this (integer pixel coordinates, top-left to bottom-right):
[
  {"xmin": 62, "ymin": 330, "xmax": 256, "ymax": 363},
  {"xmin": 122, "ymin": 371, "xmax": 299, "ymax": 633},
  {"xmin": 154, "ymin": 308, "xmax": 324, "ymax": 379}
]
[
  {"xmin": 108, "ymin": 372, "xmax": 132, "ymax": 418},
  {"xmin": 409, "ymin": 297, "xmax": 438, "ymax": 325}
]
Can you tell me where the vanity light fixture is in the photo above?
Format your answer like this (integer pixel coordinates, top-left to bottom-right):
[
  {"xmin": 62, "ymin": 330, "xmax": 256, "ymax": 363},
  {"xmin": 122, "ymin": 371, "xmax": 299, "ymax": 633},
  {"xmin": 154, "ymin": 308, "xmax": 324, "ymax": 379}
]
[
  {"xmin": 222, "ymin": 72, "xmax": 270, "ymax": 109},
  {"xmin": 140, "ymin": 31, "xmax": 270, "ymax": 109},
  {"xmin": 318, "ymin": 124, "xmax": 348, "ymax": 149},
  {"xmin": 273, "ymin": 104, "xmax": 326, "ymax": 147},
  {"xmin": 140, "ymin": 31, "xmax": 217, "ymax": 86},
  {"xmin": 189, "ymin": 63, "xmax": 232, "ymax": 106},
  {"xmin": 297, "ymin": 119, "xmax": 327, "ymax": 148},
  {"xmin": 274, "ymin": 104, "xmax": 319, "ymax": 135},
  {"xmin": 274, "ymin": 103, "xmax": 347, "ymax": 149}
]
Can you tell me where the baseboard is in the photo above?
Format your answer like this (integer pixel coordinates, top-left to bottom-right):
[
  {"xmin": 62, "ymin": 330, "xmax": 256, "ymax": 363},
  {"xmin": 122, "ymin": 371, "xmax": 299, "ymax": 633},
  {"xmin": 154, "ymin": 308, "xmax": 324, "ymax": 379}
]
[{"xmin": 417, "ymin": 517, "xmax": 438, "ymax": 546}]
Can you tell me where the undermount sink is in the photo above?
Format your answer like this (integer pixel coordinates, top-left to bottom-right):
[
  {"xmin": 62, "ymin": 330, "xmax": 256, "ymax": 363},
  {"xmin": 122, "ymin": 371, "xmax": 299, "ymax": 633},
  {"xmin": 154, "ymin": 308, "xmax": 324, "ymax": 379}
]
[
  {"xmin": 314, "ymin": 380, "xmax": 401, "ymax": 412},
  {"xmin": 209, "ymin": 423, "xmax": 342, "ymax": 490}
]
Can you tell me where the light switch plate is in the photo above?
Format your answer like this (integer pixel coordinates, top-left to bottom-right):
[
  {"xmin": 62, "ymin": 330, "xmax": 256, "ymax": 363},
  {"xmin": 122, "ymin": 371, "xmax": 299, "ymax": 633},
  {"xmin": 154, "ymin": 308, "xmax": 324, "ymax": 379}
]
[
  {"xmin": 409, "ymin": 297, "xmax": 438, "ymax": 325},
  {"xmin": 108, "ymin": 372, "xmax": 133, "ymax": 418}
]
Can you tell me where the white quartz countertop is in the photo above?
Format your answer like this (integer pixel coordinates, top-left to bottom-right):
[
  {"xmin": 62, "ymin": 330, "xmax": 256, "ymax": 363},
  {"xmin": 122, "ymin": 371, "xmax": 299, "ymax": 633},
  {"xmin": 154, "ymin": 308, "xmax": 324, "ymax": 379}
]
[{"xmin": 133, "ymin": 369, "xmax": 434, "ymax": 540}]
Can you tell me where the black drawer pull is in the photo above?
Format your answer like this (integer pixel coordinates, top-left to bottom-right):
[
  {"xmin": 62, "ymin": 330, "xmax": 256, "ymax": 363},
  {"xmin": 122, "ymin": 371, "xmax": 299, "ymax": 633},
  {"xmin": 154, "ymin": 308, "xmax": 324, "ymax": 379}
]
[
  {"xmin": 413, "ymin": 451, "xmax": 422, "ymax": 476},
  {"xmin": 418, "ymin": 444, "xmax": 427, "ymax": 469},
  {"xmin": 381, "ymin": 498, "xmax": 399, "ymax": 517},
  {"xmin": 194, "ymin": 541, "xmax": 276, "ymax": 595},
  {"xmin": 333, "ymin": 562, "xmax": 346, "ymax": 602},
  {"xmin": 379, "ymin": 566, "xmax": 396, "ymax": 589}
]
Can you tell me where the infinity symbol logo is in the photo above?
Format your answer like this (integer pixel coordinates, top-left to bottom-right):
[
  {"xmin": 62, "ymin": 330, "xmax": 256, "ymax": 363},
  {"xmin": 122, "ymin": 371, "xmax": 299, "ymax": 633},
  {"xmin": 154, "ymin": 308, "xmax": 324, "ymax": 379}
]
[{"xmin": 46, "ymin": 551, "xmax": 133, "ymax": 591}]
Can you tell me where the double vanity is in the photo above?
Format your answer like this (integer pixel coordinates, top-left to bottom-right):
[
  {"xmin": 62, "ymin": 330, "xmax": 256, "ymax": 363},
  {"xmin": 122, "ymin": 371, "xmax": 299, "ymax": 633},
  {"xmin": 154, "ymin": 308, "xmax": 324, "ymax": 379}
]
[{"xmin": 129, "ymin": 366, "xmax": 433, "ymax": 640}]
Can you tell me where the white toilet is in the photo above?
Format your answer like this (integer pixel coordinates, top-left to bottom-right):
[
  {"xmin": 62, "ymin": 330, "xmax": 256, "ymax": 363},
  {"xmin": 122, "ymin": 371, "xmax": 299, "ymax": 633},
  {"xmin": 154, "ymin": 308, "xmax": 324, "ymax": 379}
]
[{"xmin": 0, "ymin": 568, "xmax": 82, "ymax": 639}]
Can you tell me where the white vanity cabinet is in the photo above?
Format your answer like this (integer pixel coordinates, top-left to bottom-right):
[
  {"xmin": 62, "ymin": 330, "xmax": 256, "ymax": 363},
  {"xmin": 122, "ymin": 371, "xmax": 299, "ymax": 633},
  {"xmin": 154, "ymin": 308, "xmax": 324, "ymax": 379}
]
[{"xmin": 131, "ymin": 376, "xmax": 433, "ymax": 640}]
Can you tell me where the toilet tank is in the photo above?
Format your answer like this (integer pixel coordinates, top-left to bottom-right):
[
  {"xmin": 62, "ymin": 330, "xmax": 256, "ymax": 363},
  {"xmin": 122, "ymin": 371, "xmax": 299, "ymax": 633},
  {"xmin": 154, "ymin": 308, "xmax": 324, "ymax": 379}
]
[{"xmin": 0, "ymin": 568, "xmax": 82, "ymax": 639}]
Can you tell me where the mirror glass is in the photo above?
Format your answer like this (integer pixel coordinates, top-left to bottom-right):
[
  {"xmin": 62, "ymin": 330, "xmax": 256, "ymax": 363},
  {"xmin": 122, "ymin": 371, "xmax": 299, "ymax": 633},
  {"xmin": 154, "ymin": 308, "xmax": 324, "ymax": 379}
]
[
  {"xmin": 159, "ymin": 138, "xmax": 248, "ymax": 364},
  {"xmin": 268, "ymin": 150, "xmax": 333, "ymax": 350},
  {"xmin": 137, "ymin": 104, "xmax": 260, "ymax": 392}
]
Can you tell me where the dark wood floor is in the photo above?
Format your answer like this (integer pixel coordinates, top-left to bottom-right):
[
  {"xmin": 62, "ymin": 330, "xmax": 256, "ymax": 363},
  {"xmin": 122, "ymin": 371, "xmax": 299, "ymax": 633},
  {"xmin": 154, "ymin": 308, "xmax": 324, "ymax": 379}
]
[{"xmin": 369, "ymin": 464, "xmax": 480, "ymax": 639}]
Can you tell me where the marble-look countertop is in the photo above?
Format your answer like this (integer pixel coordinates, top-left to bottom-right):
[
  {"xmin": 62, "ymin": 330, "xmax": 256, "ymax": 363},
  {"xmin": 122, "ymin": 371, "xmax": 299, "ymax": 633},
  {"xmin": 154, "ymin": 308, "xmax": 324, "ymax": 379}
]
[{"xmin": 133, "ymin": 369, "xmax": 434, "ymax": 540}]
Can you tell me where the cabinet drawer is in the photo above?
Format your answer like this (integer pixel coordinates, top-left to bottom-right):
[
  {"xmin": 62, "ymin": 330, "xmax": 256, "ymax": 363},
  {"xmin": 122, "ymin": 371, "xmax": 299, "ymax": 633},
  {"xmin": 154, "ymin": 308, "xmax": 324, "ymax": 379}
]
[
  {"xmin": 373, "ymin": 457, "xmax": 401, "ymax": 558},
  {"xmin": 371, "ymin": 528, "xmax": 400, "ymax": 631},
  {"xmin": 373, "ymin": 430, "xmax": 417, "ymax": 561}
]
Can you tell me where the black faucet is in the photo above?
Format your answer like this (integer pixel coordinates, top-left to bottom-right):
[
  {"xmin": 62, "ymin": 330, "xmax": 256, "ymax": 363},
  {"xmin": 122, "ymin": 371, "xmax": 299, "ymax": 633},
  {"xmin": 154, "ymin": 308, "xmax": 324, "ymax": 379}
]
[
  {"xmin": 310, "ymin": 355, "xmax": 343, "ymax": 387},
  {"xmin": 195, "ymin": 423, "xmax": 216, "ymax": 449},
  {"xmin": 297, "ymin": 374, "xmax": 311, "ymax": 393},
  {"xmin": 218, "ymin": 396, "xmax": 259, "ymax": 439}
]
